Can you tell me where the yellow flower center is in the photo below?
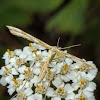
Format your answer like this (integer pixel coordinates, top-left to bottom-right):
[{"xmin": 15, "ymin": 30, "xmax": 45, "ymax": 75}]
[
  {"xmin": 13, "ymin": 79, "xmax": 18, "ymax": 85},
  {"xmin": 79, "ymin": 97, "xmax": 85, "ymax": 100},
  {"xmin": 36, "ymin": 84, "xmax": 39, "ymax": 88},
  {"xmin": 81, "ymin": 80, "xmax": 84, "ymax": 84},
  {"xmin": 35, "ymin": 84, "xmax": 46, "ymax": 94},
  {"xmin": 79, "ymin": 79, "xmax": 88, "ymax": 89},
  {"xmin": 7, "ymin": 49, "xmax": 11, "ymax": 55},
  {"xmin": 61, "ymin": 64, "xmax": 69, "ymax": 75},
  {"xmin": 29, "ymin": 43, "xmax": 32, "ymax": 47},
  {"xmin": 58, "ymin": 87, "xmax": 62, "ymax": 91},
  {"xmin": 4, "ymin": 66, "xmax": 8, "ymax": 71},
  {"xmin": 56, "ymin": 87, "xmax": 67, "ymax": 98},
  {"xmin": 3, "ymin": 66, "xmax": 12, "ymax": 76},
  {"xmin": 24, "ymin": 68, "xmax": 34, "ymax": 81},
  {"xmin": 28, "ymin": 68, "xmax": 30, "ymax": 72},
  {"xmin": 16, "ymin": 58, "xmax": 25, "ymax": 66},
  {"xmin": 34, "ymin": 51, "xmax": 37, "ymax": 56},
  {"xmin": 64, "ymin": 64, "xmax": 68, "ymax": 70},
  {"xmin": 24, "ymin": 70, "xmax": 27, "ymax": 74}
]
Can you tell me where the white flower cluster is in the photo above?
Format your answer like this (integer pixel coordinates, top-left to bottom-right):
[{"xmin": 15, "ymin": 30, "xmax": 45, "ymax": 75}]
[{"xmin": 0, "ymin": 43, "xmax": 98, "ymax": 100}]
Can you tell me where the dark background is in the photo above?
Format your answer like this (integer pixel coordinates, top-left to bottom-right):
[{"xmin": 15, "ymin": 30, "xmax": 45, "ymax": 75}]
[{"xmin": 0, "ymin": 0, "xmax": 100, "ymax": 100}]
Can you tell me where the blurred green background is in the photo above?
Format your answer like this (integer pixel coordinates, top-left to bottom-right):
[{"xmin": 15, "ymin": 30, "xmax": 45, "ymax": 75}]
[{"xmin": 0, "ymin": 0, "xmax": 100, "ymax": 100}]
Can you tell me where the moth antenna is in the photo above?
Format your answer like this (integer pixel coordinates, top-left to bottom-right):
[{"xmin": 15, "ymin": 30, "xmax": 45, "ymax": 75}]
[
  {"xmin": 57, "ymin": 37, "xmax": 60, "ymax": 47},
  {"xmin": 61, "ymin": 44, "xmax": 81, "ymax": 50}
]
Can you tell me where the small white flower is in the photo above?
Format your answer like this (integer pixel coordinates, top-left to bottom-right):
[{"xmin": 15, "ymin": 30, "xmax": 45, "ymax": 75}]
[
  {"xmin": 29, "ymin": 43, "xmax": 46, "ymax": 51},
  {"xmin": 44, "ymin": 68, "xmax": 56, "ymax": 82},
  {"xmin": 72, "ymin": 72, "xmax": 96, "ymax": 92},
  {"xmin": 0, "ymin": 65, "xmax": 18, "ymax": 85},
  {"xmin": 71, "ymin": 62, "xmax": 89, "ymax": 72},
  {"xmin": 35, "ymin": 83, "xmax": 47, "ymax": 96},
  {"xmin": 27, "ymin": 93, "xmax": 42, "ymax": 100},
  {"xmin": 75, "ymin": 90, "xmax": 95, "ymax": 100},
  {"xmin": 20, "ymin": 67, "xmax": 40, "ymax": 87},
  {"xmin": 47, "ymin": 83, "xmax": 75, "ymax": 100},
  {"xmin": 23, "ymin": 43, "xmax": 46, "ymax": 56},
  {"xmin": 12, "ymin": 88, "xmax": 33, "ymax": 100},
  {"xmin": 2, "ymin": 49, "xmax": 16, "ymax": 65},
  {"xmin": 10, "ymin": 53, "xmax": 33, "ymax": 73},
  {"xmin": 7, "ymin": 79, "xmax": 24, "ymax": 95},
  {"xmin": 56, "ymin": 63, "xmax": 77, "ymax": 82}
]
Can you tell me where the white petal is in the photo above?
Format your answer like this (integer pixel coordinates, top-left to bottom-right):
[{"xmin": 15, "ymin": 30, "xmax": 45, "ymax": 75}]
[
  {"xmin": 12, "ymin": 68, "xmax": 19, "ymax": 75},
  {"xmin": 65, "ymin": 92, "xmax": 75, "ymax": 100},
  {"xmin": 23, "ymin": 46, "xmax": 29, "ymax": 52},
  {"xmin": 39, "ymin": 46, "xmax": 46, "ymax": 50},
  {"xmin": 64, "ymin": 84, "xmax": 73, "ymax": 93},
  {"xmin": 5, "ymin": 59, "xmax": 10, "ymax": 65},
  {"xmin": 0, "ymin": 77, "xmax": 7, "ymax": 86},
  {"xmin": 72, "ymin": 83, "xmax": 79, "ymax": 90},
  {"xmin": 55, "ymin": 64, "xmax": 62, "ymax": 74},
  {"xmin": 31, "ymin": 75, "xmax": 38, "ymax": 85},
  {"xmin": 8, "ymin": 88, "xmax": 15, "ymax": 95},
  {"xmin": 37, "ymin": 51, "xmax": 42, "ymax": 55},
  {"xmin": 35, "ymin": 62, "xmax": 41, "ymax": 67},
  {"xmin": 86, "ymin": 82, "xmax": 96, "ymax": 91},
  {"xmin": 87, "ymin": 73, "xmax": 96, "ymax": 81},
  {"xmin": 32, "ymin": 93, "xmax": 42, "ymax": 100},
  {"xmin": 65, "ymin": 58, "xmax": 73, "ymax": 65},
  {"xmin": 6, "ymin": 64, "xmax": 12, "ymax": 69},
  {"xmin": 9, "ymin": 57, "xmax": 16, "ymax": 64},
  {"xmin": 7, "ymin": 81, "xmax": 14, "ymax": 88},
  {"xmin": 51, "ymin": 97, "xmax": 61, "ymax": 100},
  {"xmin": 46, "ymin": 87, "xmax": 55, "ymax": 97},
  {"xmin": 42, "ymin": 50, "xmax": 48, "ymax": 56},
  {"xmin": 15, "ymin": 49, "xmax": 22, "ymax": 55},
  {"xmin": 16, "ymin": 85, "xmax": 23, "ymax": 92},
  {"xmin": 18, "ymin": 74, "xmax": 25, "ymax": 80},
  {"xmin": 25, "ymin": 88, "xmax": 33, "ymax": 96},
  {"xmin": 83, "ymin": 89, "xmax": 93, "ymax": 97},
  {"xmin": 10, "ymin": 97, "xmax": 17, "ymax": 100},
  {"xmin": 88, "ymin": 95, "xmax": 95, "ymax": 100},
  {"xmin": 80, "ymin": 72, "xmax": 86, "ymax": 78},
  {"xmin": 49, "ymin": 62, "xmax": 56, "ymax": 67},
  {"xmin": 52, "ymin": 77, "xmax": 62, "ymax": 88},
  {"xmin": 5, "ymin": 74, "xmax": 13, "ymax": 83},
  {"xmin": 20, "ymin": 53, "xmax": 27, "ymax": 59},
  {"xmin": 27, "ymin": 95, "xmax": 34, "ymax": 100},
  {"xmin": 61, "ymin": 75, "xmax": 70, "ymax": 82},
  {"xmin": 89, "ymin": 69, "xmax": 97, "ymax": 76},
  {"xmin": 18, "ymin": 65, "xmax": 27, "ymax": 73},
  {"xmin": 25, "ymin": 82, "xmax": 33, "ymax": 88},
  {"xmin": 67, "ymin": 71, "xmax": 77, "ymax": 80},
  {"xmin": 0, "ymin": 69, "xmax": 3, "ymax": 75},
  {"xmin": 33, "ymin": 68, "xmax": 40, "ymax": 75},
  {"xmin": 26, "ymin": 56, "xmax": 33, "ymax": 61}
]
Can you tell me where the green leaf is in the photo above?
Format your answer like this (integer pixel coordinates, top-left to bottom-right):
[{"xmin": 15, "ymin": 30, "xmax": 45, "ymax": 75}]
[
  {"xmin": 0, "ymin": 7, "xmax": 31, "ymax": 27},
  {"xmin": 31, "ymin": 0, "xmax": 64, "ymax": 13},
  {"xmin": 0, "ymin": 0, "xmax": 64, "ymax": 27},
  {"xmin": 4, "ymin": 0, "xmax": 64, "ymax": 13},
  {"xmin": 46, "ymin": 0, "xmax": 89, "ymax": 34},
  {"xmin": 82, "ymin": 18, "xmax": 100, "ymax": 44}
]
